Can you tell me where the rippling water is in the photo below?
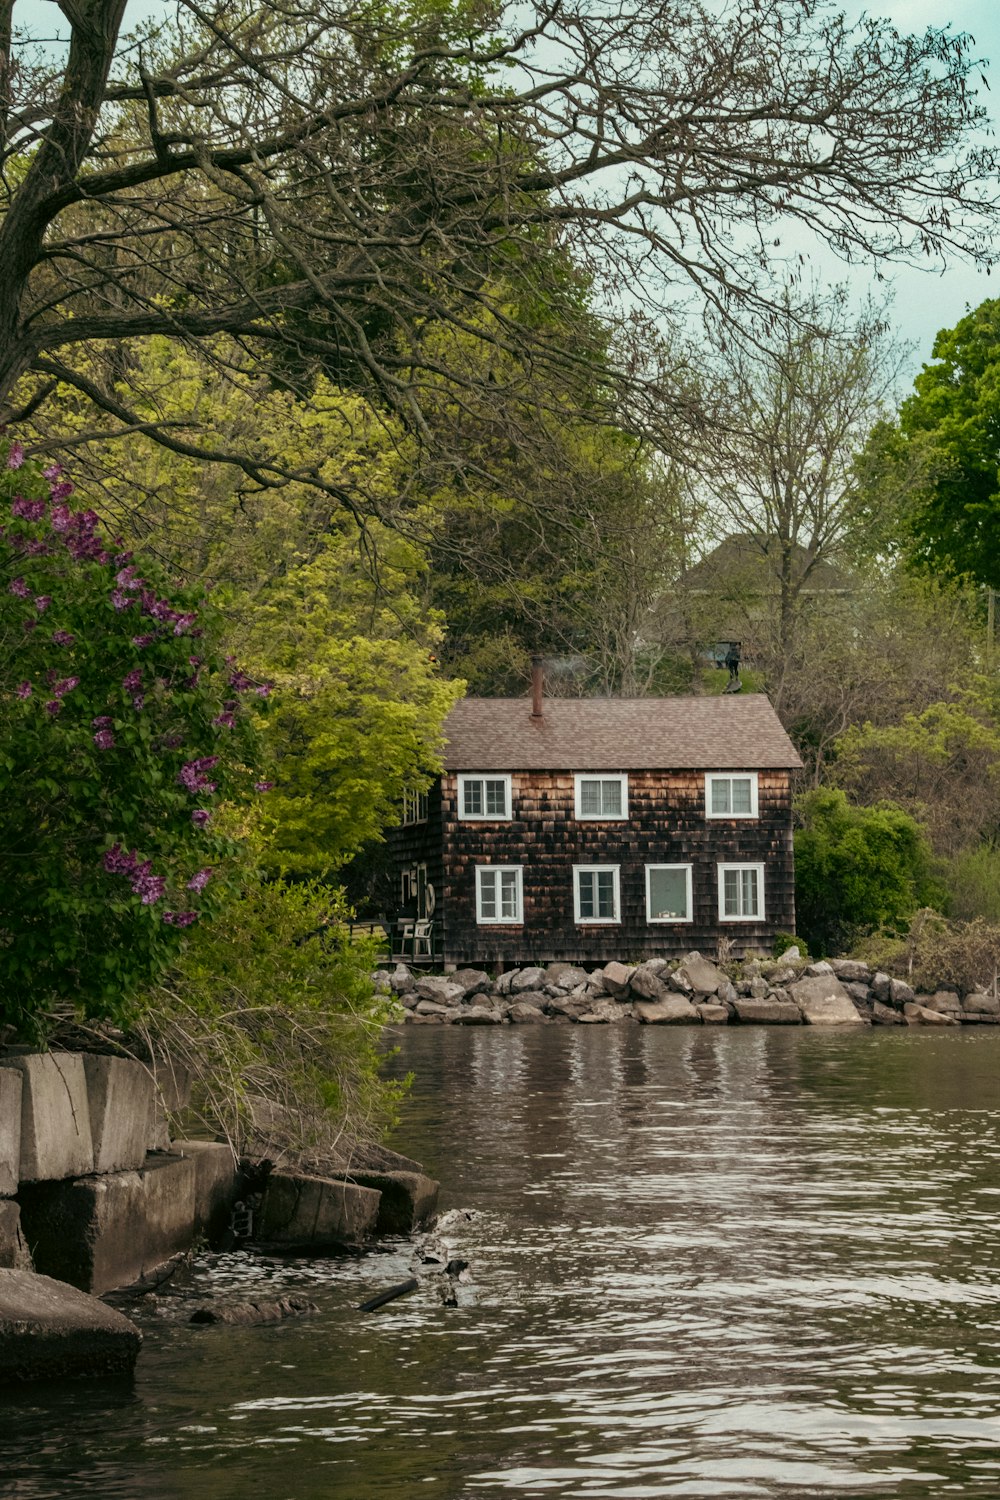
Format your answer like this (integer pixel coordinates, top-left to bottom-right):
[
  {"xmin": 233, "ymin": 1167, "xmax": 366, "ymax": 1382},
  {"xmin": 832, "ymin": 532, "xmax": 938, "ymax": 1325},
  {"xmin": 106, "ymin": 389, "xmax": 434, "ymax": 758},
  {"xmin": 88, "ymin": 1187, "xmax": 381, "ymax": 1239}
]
[{"xmin": 3, "ymin": 1027, "xmax": 1000, "ymax": 1499}]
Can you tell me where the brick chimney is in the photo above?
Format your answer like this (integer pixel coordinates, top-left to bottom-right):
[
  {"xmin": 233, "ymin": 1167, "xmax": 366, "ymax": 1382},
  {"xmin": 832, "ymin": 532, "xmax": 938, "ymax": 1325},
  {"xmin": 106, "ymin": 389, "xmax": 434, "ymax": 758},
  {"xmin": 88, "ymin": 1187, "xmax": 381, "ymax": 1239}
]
[{"xmin": 531, "ymin": 656, "xmax": 544, "ymax": 718}]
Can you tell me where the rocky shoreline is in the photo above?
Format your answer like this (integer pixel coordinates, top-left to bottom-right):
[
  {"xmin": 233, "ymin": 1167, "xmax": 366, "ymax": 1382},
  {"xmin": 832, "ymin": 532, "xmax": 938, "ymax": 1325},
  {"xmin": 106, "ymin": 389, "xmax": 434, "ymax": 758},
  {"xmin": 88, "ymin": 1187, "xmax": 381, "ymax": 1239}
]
[{"xmin": 378, "ymin": 951, "xmax": 1000, "ymax": 1028}]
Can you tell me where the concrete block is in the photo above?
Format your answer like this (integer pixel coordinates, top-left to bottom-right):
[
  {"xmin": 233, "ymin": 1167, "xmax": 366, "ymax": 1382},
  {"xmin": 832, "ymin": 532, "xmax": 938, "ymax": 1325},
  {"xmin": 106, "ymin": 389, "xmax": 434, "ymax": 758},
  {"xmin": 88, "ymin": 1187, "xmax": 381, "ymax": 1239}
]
[
  {"xmin": 18, "ymin": 1154, "xmax": 197, "ymax": 1294},
  {"xmin": 257, "ymin": 1171, "xmax": 380, "ymax": 1249},
  {"xmin": 0, "ymin": 1068, "xmax": 22, "ymax": 1196},
  {"xmin": 0, "ymin": 1052, "xmax": 93, "ymax": 1182},
  {"xmin": 348, "ymin": 1171, "xmax": 439, "ymax": 1235},
  {"xmin": 173, "ymin": 1141, "xmax": 239, "ymax": 1246},
  {"xmin": 0, "ymin": 1269, "xmax": 141, "ymax": 1383},
  {"xmin": 0, "ymin": 1201, "xmax": 32, "ymax": 1270},
  {"xmin": 148, "ymin": 1054, "xmax": 194, "ymax": 1151},
  {"xmin": 84, "ymin": 1055, "xmax": 155, "ymax": 1174}
]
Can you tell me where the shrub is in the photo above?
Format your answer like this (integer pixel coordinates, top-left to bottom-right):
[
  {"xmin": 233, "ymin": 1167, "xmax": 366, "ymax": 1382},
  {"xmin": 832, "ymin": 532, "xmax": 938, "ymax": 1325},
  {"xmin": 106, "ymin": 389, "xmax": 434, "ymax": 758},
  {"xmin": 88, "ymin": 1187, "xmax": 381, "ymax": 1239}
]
[
  {"xmin": 137, "ymin": 875, "xmax": 405, "ymax": 1154},
  {"xmin": 855, "ymin": 909, "xmax": 1000, "ymax": 996},
  {"xmin": 0, "ymin": 442, "xmax": 266, "ymax": 1040},
  {"xmin": 794, "ymin": 787, "xmax": 944, "ymax": 956},
  {"xmin": 943, "ymin": 843, "xmax": 1000, "ymax": 924}
]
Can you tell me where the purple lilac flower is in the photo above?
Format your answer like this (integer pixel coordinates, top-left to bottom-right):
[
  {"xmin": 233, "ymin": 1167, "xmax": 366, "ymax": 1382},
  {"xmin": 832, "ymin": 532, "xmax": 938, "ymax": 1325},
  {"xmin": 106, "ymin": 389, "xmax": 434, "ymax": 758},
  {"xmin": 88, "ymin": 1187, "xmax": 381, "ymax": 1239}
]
[
  {"xmin": 44, "ymin": 699, "xmax": 62, "ymax": 716},
  {"xmin": 172, "ymin": 613, "xmax": 197, "ymax": 635},
  {"xmin": 163, "ymin": 911, "xmax": 198, "ymax": 927},
  {"xmin": 33, "ymin": 596, "xmax": 51, "ymax": 613},
  {"xmin": 50, "ymin": 505, "xmax": 71, "ymax": 532},
  {"xmin": 132, "ymin": 694, "xmax": 145, "ymax": 712},
  {"xmin": 110, "ymin": 590, "xmax": 134, "ymax": 611},
  {"xmin": 212, "ymin": 711, "xmax": 235, "ymax": 730},
  {"xmin": 191, "ymin": 809, "xmax": 212, "ymax": 827},
  {"xmin": 42, "ymin": 464, "xmax": 62, "ymax": 481},
  {"xmin": 132, "ymin": 871, "xmax": 166, "ymax": 905},
  {"xmin": 53, "ymin": 676, "xmax": 79, "ymax": 698},
  {"xmin": 16, "ymin": 681, "xmax": 31, "ymax": 700},
  {"xmin": 49, "ymin": 481, "xmax": 74, "ymax": 504},
  {"xmin": 22, "ymin": 617, "xmax": 36, "ymax": 633},
  {"xmin": 131, "ymin": 634, "xmax": 157, "ymax": 649},
  {"xmin": 6, "ymin": 442, "xmax": 24, "ymax": 470},
  {"xmin": 92, "ymin": 715, "xmax": 113, "ymax": 728},
  {"xmin": 12, "ymin": 496, "xmax": 45, "ymax": 521},
  {"xmin": 104, "ymin": 844, "xmax": 137, "ymax": 875},
  {"xmin": 228, "ymin": 668, "xmax": 253, "ymax": 692},
  {"xmin": 255, "ymin": 683, "xmax": 272, "ymax": 697},
  {"xmin": 186, "ymin": 868, "xmax": 212, "ymax": 893},
  {"xmin": 122, "ymin": 668, "xmax": 142, "ymax": 693},
  {"xmin": 25, "ymin": 540, "xmax": 51, "ymax": 557},
  {"xmin": 93, "ymin": 729, "xmax": 115, "ymax": 750},
  {"xmin": 177, "ymin": 757, "xmax": 219, "ymax": 794},
  {"xmin": 254, "ymin": 781, "xmax": 274, "ymax": 793},
  {"xmin": 52, "ymin": 629, "xmax": 74, "ymax": 647},
  {"xmin": 8, "ymin": 577, "xmax": 29, "ymax": 598}
]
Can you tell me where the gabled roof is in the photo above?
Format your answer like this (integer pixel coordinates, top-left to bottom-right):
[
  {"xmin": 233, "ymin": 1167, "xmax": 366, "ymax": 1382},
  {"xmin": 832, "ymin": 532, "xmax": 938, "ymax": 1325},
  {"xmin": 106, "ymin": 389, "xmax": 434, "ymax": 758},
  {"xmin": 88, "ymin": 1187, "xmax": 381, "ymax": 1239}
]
[{"xmin": 442, "ymin": 694, "xmax": 802, "ymax": 771}]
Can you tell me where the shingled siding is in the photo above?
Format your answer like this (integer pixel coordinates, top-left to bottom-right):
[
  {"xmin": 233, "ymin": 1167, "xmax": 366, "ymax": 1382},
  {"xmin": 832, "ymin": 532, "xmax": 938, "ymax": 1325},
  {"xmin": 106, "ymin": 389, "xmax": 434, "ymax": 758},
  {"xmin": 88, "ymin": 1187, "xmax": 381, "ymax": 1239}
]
[
  {"xmin": 439, "ymin": 769, "xmax": 795, "ymax": 966},
  {"xmin": 390, "ymin": 780, "xmax": 444, "ymax": 919}
]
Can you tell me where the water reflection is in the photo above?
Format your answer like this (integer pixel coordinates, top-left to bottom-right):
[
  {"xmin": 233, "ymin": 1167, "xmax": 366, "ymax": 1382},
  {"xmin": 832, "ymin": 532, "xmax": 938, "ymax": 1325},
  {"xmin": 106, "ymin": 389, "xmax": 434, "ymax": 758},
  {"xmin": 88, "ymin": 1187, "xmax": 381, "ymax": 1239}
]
[{"xmin": 2, "ymin": 1027, "xmax": 999, "ymax": 1499}]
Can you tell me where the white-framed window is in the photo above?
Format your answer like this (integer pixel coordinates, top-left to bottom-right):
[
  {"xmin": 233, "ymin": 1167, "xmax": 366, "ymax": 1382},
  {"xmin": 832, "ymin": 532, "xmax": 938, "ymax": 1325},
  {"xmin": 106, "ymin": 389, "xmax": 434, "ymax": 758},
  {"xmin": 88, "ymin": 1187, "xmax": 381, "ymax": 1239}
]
[
  {"xmin": 718, "ymin": 862, "xmax": 765, "ymax": 921},
  {"xmin": 646, "ymin": 864, "xmax": 693, "ymax": 923},
  {"xmin": 475, "ymin": 865, "xmax": 523, "ymax": 924},
  {"xmin": 574, "ymin": 773, "xmax": 628, "ymax": 820},
  {"xmin": 573, "ymin": 864, "xmax": 621, "ymax": 924},
  {"xmin": 402, "ymin": 788, "xmax": 429, "ymax": 825},
  {"xmin": 458, "ymin": 773, "xmax": 512, "ymax": 820},
  {"xmin": 705, "ymin": 772, "xmax": 759, "ymax": 819}
]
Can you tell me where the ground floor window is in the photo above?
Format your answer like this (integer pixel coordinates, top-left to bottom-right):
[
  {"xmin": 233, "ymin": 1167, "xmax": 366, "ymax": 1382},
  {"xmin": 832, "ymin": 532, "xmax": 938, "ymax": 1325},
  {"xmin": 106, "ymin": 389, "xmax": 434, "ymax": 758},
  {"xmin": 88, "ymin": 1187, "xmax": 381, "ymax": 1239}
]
[
  {"xmin": 476, "ymin": 865, "xmax": 523, "ymax": 924},
  {"xmin": 718, "ymin": 862, "xmax": 765, "ymax": 921},
  {"xmin": 574, "ymin": 864, "xmax": 620, "ymax": 924},
  {"xmin": 646, "ymin": 864, "xmax": 692, "ymax": 922}
]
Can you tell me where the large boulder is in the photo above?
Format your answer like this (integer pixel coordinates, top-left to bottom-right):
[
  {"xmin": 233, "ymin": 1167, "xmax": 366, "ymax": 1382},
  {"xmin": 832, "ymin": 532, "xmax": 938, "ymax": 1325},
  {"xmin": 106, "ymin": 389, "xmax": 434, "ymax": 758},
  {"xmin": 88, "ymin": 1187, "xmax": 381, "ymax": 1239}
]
[
  {"xmin": 451, "ymin": 969, "xmax": 492, "ymax": 998},
  {"xmin": 830, "ymin": 959, "xmax": 871, "ymax": 983},
  {"xmin": 916, "ymin": 990, "xmax": 962, "ymax": 1014},
  {"xmin": 788, "ymin": 974, "xmax": 866, "ymax": 1026},
  {"xmin": 633, "ymin": 997, "xmax": 700, "ymax": 1024},
  {"xmin": 697, "ymin": 1004, "xmax": 731, "ymax": 1024},
  {"xmin": 509, "ymin": 1001, "xmax": 549, "ymax": 1024},
  {"xmin": 0, "ymin": 1269, "xmax": 142, "ymax": 1383},
  {"xmin": 601, "ymin": 962, "xmax": 634, "ymax": 999},
  {"xmin": 510, "ymin": 967, "xmax": 547, "ymax": 994},
  {"xmin": 389, "ymin": 964, "xmax": 415, "ymax": 994},
  {"xmin": 964, "ymin": 993, "xmax": 1000, "ymax": 1015},
  {"xmin": 871, "ymin": 1001, "xmax": 907, "ymax": 1026},
  {"xmin": 580, "ymin": 998, "xmax": 630, "ymax": 1024},
  {"xmin": 456, "ymin": 1005, "xmax": 503, "ymax": 1025},
  {"xmin": 0, "ymin": 1067, "xmax": 21, "ymax": 1197},
  {"xmin": 734, "ymin": 998, "xmax": 801, "ymax": 1025},
  {"xmin": 672, "ymin": 953, "xmax": 725, "ymax": 996},
  {"xmin": 544, "ymin": 964, "xmax": 590, "ymax": 993},
  {"xmin": 903, "ymin": 1003, "xmax": 959, "ymax": 1027},
  {"xmin": 629, "ymin": 964, "xmax": 670, "ymax": 1002},
  {"xmin": 0, "ymin": 1052, "xmax": 93, "ymax": 1182},
  {"xmin": 257, "ymin": 1171, "xmax": 380, "ymax": 1248},
  {"xmin": 414, "ymin": 976, "xmax": 465, "ymax": 1006}
]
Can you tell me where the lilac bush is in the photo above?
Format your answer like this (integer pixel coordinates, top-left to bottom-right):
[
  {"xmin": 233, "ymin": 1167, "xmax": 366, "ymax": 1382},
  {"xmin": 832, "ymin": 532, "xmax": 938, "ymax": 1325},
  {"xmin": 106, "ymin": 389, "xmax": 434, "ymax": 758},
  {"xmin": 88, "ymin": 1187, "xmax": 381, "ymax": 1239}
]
[{"xmin": 0, "ymin": 440, "xmax": 267, "ymax": 1040}]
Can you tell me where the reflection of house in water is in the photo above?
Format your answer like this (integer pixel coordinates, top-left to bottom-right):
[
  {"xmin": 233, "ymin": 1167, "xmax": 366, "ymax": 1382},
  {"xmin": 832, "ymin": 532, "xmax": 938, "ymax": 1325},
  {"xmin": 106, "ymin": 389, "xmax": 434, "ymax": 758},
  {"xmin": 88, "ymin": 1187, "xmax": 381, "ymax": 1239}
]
[{"xmin": 652, "ymin": 532, "xmax": 854, "ymax": 670}]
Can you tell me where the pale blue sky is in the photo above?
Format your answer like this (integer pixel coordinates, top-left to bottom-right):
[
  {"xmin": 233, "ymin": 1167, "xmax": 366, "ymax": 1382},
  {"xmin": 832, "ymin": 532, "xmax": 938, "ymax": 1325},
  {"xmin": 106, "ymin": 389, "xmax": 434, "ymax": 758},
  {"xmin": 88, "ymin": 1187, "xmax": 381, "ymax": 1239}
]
[{"xmin": 13, "ymin": 0, "xmax": 1000, "ymax": 379}]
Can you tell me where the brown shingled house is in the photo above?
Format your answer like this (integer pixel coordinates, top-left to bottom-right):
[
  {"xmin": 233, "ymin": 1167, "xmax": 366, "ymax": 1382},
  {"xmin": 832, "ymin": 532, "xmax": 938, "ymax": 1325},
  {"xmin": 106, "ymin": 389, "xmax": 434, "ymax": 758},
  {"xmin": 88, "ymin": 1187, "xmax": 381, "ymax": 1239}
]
[{"xmin": 390, "ymin": 676, "xmax": 802, "ymax": 967}]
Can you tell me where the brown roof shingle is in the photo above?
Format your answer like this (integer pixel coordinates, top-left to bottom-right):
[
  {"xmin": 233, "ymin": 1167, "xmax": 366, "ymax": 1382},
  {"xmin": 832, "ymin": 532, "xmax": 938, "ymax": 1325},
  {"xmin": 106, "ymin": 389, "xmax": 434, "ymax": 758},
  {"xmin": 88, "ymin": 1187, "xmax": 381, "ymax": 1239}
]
[{"xmin": 442, "ymin": 694, "xmax": 802, "ymax": 771}]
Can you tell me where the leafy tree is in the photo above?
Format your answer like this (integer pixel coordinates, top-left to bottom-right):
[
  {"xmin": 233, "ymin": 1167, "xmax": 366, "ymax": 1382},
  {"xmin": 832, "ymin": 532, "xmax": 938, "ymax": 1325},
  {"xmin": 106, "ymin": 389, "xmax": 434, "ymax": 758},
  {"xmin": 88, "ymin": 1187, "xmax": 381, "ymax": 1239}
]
[
  {"xmin": 1, "ymin": 0, "xmax": 995, "ymax": 502},
  {"xmin": 0, "ymin": 440, "xmax": 265, "ymax": 1040},
  {"xmin": 794, "ymin": 787, "xmax": 943, "ymax": 955},
  {"xmin": 884, "ymin": 298, "xmax": 1000, "ymax": 588}
]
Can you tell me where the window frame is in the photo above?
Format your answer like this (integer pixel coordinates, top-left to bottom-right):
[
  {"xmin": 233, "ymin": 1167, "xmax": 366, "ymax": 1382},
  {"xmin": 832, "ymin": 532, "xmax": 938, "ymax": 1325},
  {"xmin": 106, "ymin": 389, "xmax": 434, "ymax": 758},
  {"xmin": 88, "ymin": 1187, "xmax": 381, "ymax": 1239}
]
[
  {"xmin": 457, "ymin": 773, "xmax": 513, "ymax": 821},
  {"xmin": 717, "ymin": 861, "xmax": 766, "ymax": 922},
  {"xmin": 573, "ymin": 772, "xmax": 629, "ymax": 821},
  {"xmin": 705, "ymin": 771, "xmax": 759, "ymax": 820},
  {"xmin": 573, "ymin": 863, "xmax": 622, "ymax": 925},
  {"xmin": 402, "ymin": 787, "xmax": 429, "ymax": 825},
  {"xmin": 645, "ymin": 863, "xmax": 693, "ymax": 924},
  {"xmin": 475, "ymin": 865, "xmax": 524, "ymax": 925}
]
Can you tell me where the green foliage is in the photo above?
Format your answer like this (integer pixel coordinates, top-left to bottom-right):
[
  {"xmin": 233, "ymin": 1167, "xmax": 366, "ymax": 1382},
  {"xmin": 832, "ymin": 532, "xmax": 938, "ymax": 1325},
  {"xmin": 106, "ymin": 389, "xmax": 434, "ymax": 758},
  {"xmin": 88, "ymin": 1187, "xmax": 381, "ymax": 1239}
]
[
  {"xmin": 0, "ymin": 443, "xmax": 263, "ymax": 1041},
  {"xmin": 880, "ymin": 298, "xmax": 1000, "ymax": 588},
  {"xmin": 853, "ymin": 908, "xmax": 1000, "ymax": 997},
  {"xmin": 942, "ymin": 843, "xmax": 1000, "ymax": 924},
  {"xmin": 794, "ymin": 787, "xmax": 944, "ymax": 956},
  {"xmin": 141, "ymin": 874, "xmax": 405, "ymax": 1153}
]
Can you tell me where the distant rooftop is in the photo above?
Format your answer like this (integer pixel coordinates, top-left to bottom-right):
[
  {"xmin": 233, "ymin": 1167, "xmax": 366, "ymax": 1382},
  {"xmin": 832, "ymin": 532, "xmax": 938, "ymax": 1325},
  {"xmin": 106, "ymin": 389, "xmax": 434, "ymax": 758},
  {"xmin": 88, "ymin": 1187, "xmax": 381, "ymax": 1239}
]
[
  {"xmin": 683, "ymin": 533, "xmax": 852, "ymax": 594},
  {"xmin": 442, "ymin": 694, "xmax": 802, "ymax": 771}
]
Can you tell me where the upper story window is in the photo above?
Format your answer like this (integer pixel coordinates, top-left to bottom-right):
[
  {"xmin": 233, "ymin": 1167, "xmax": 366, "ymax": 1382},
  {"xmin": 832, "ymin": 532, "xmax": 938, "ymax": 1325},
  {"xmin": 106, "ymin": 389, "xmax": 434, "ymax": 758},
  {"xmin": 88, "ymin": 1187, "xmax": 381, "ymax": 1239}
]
[
  {"xmin": 705, "ymin": 772, "xmax": 759, "ymax": 819},
  {"xmin": 458, "ymin": 774, "xmax": 512, "ymax": 821},
  {"xmin": 402, "ymin": 788, "xmax": 429, "ymax": 825},
  {"xmin": 646, "ymin": 864, "xmax": 692, "ymax": 923},
  {"xmin": 574, "ymin": 773, "xmax": 628, "ymax": 820},
  {"xmin": 718, "ymin": 862, "xmax": 765, "ymax": 921},
  {"xmin": 574, "ymin": 864, "xmax": 620, "ymax": 924},
  {"xmin": 476, "ymin": 865, "xmax": 523, "ymax": 924}
]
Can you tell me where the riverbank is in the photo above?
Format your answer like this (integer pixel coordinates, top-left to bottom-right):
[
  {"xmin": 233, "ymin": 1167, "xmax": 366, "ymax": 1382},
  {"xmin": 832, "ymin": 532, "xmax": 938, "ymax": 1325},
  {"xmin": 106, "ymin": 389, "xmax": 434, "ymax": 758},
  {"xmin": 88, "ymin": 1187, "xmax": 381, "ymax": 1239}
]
[{"xmin": 378, "ymin": 950, "xmax": 999, "ymax": 1027}]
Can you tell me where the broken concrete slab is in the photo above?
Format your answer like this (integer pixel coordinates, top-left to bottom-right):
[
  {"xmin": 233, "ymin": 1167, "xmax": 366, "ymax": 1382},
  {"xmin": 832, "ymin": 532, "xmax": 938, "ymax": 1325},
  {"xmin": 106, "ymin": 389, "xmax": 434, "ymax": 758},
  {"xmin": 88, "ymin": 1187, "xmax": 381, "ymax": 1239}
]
[
  {"xmin": 0, "ymin": 1201, "xmax": 32, "ymax": 1270},
  {"xmin": 84, "ymin": 1055, "xmax": 155, "ymax": 1174},
  {"xmin": 788, "ymin": 974, "xmax": 866, "ymax": 1026},
  {"xmin": 0, "ymin": 1067, "xmax": 21, "ymax": 1196},
  {"xmin": 0, "ymin": 1269, "xmax": 142, "ymax": 1383},
  {"xmin": 256, "ymin": 1171, "xmax": 380, "ymax": 1249},
  {"xmin": 347, "ymin": 1170, "xmax": 439, "ymax": 1235},
  {"xmin": 18, "ymin": 1154, "xmax": 197, "ymax": 1295},
  {"xmin": 0, "ymin": 1052, "xmax": 93, "ymax": 1182},
  {"xmin": 173, "ymin": 1141, "xmax": 239, "ymax": 1246}
]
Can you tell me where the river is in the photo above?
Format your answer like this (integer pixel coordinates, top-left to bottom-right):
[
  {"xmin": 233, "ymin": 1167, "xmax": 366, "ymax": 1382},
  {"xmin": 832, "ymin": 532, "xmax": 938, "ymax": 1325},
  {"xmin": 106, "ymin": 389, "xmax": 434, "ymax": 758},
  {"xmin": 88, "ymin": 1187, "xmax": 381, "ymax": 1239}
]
[{"xmin": 3, "ymin": 1026, "xmax": 1000, "ymax": 1499}]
